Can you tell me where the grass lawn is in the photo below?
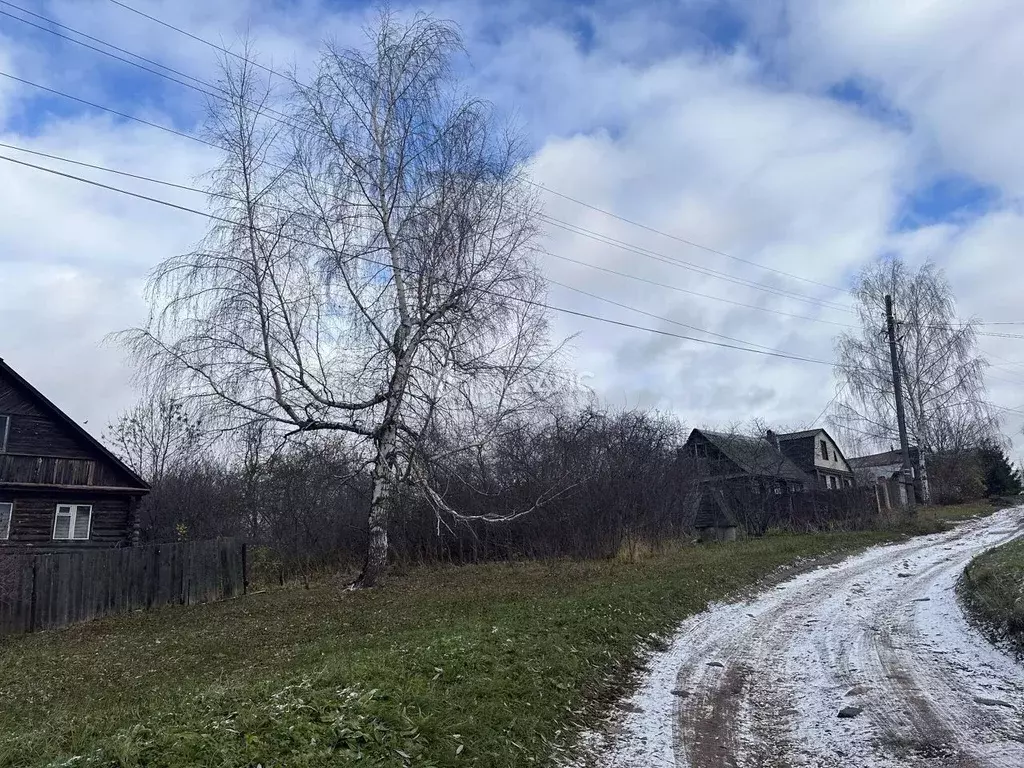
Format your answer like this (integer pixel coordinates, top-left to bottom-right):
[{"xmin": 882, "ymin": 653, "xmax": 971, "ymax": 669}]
[
  {"xmin": 0, "ymin": 504, "xmax": 1010, "ymax": 768},
  {"xmin": 920, "ymin": 499, "xmax": 1013, "ymax": 525},
  {"xmin": 959, "ymin": 526, "xmax": 1024, "ymax": 658}
]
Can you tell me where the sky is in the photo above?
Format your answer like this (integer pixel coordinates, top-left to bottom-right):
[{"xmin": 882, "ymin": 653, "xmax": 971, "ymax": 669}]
[{"xmin": 1, "ymin": 0, "xmax": 1024, "ymax": 456}]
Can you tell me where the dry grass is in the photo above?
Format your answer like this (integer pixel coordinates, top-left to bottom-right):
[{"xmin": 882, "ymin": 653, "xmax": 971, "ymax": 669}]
[
  {"xmin": 0, "ymin": 503, "xmax": 997, "ymax": 767},
  {"xmin": 959, "ymin": 535, "xmax": 1024, "ymax": 657}
]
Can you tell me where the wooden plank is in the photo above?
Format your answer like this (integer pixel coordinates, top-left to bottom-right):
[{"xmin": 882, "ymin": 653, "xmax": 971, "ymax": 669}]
[{"xmin": 1, "ymin": 538, "xmax": 247, "ymax": 635}]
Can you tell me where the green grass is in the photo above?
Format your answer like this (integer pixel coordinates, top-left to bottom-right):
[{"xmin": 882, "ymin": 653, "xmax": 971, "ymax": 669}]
[
  {"xmin": 0, "ymin": 506, "xmax": 998, "ymax": 768},
  {"xmin": 959, "ymin": 535, "xmax": 1024, "ymax": 658},
  {"xmin": 918, "ymin": 499, "xmax": 1012, "ymax": 525}
]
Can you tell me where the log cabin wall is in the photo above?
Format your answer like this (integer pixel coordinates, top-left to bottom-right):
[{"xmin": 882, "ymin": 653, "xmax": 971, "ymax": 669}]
[
  {"xmin": 0, "ymin": 359, "xmax": 148, "ymax": 551},
  {"xmin": 0, "ymin": 491, "xmax": 132, "ymax": 550}
]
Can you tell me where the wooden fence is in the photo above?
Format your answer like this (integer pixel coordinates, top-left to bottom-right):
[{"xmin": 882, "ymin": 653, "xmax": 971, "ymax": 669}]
[
  {"xmin": 0, "ymin": 538, "xmax": 247, "ymax": 636},
  {"xmin": 693, "ymin": 483, "xmax": 880, "ymax": 536}
]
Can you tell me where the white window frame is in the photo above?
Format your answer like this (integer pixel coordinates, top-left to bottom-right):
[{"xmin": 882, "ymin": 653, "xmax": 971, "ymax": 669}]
[
  {"xmin": 52, "ymin": 504, "xmax": 93, "ymax": 541},
  {"xmin": 0, "ymin": 502, "xmax": 12, "ymax": 540}
]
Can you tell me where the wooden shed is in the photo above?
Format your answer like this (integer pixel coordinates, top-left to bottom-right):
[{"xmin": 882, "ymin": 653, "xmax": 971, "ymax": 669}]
[
  {"xmin": 0, "ymin": 358, "xmax": 149, "ymax": 551},
  {"xmin": 693, "ymin": 488, "xmax": 738, "ymax": 542}
]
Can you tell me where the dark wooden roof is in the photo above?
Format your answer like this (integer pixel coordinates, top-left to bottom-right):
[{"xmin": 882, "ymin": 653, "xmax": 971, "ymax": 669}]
[
  {"xmin": 849, "ymin": 446, "xmax": 921, "ymax": 469},
  {"xmin": 777, "ymin": 428, "xmax": 824, "ymax": 442},
  {"xmin": 0, "ymin": 358, "xmax": 149, "ymax": 491},
  {"xmin": 778, "ymin": 428, "xmax": 855, "ymax": 474},
  {"xmin": 692, "ymin": 429, "xmax": 811, "ymax": 484}
]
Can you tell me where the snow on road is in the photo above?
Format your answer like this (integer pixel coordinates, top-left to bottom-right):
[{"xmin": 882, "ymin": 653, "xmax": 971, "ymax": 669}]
[{"xmin": 576, "ymin": 507, "xmax": 1024, "ymax": 767}]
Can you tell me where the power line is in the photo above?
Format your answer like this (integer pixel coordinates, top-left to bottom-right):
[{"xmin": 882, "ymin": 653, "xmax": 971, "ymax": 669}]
[
  {"xmin": 42, "ymin": 7, "xmax": 1024, "ymax": 334},
  {"xmin": 0, "ymin": 138, "xmax": 872, "ymax": 364},
  {"xmin": 31, "ymin": 2, "xmax": 1024, "ymax": 338},
  {"xmin": 91, "ymin": 0, "xmax": 861, "ymax": 314},
  {"xmin": 992, "ymin": 403, "xmax": 1024, "ymax": 418},
  {"xmin": 0, "ymin": 151, "xmax": 847, "ymax": 369},
  {"xmin": 1, "ymin": 67, "xmax": 858, "ymax": 315},
  {"xmin": 540, "ymin": 214, "xmax": 854, "ymax": 314},
  {"xmin": 539, "ymin": 248, "xmax": 858, "ymax": 328},
  {"xmin": 0, "ymin": 137, "xmax": 866, "ymax": 342},
  {"xmin": 548, "ymin": 279, "xmax": 832, "ymax": 360},
  {"xmin": 0, "ymin": 3, "xmax": 318, "ymax": 143},
  {"xmin": 0, "ymin": 4, "xmax": 212, "ymax": 96},
  {"xmin": 810, "ymin": 382, "xmax": 848, "ymax": 428},
  {"xmin": 0, "ymin": 140, "xmax": 307, "ymax": 221},
  {"xmin": 5, "ymin": 69, "xmax": 1023, "ymax": 358},
  {"xmin": 0, "ymin": 71, "xmax": 214, "ymax": 149},
  {"xmin": 532, "ymin": 182, "xmax": 849, "ymax": 293},
  {"xmin": 105, "ymin": 0, "xmax": 285, "ymax": 80},
  {"xmin": 6, "ymin": 136, "xmax": 1022, "ymax": 376},
  {"xmin": 14, "ymin": 7, "xmax": 1024, "ymax": 337}
]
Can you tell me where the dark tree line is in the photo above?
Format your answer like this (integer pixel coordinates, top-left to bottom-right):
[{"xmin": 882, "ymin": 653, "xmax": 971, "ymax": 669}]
[
  {"xmin": 106, "ymin": 385, "xmax": 1017, "ymax": 584},
  {"xmin": 113, "ymin": 405, "xmax": 699, "ymax": 581}
]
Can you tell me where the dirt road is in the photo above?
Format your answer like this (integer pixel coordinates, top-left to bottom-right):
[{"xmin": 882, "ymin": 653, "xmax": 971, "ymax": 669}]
[{"xmin": 581, "ymin": 507, "xmax": 1024, "ymax": 767}]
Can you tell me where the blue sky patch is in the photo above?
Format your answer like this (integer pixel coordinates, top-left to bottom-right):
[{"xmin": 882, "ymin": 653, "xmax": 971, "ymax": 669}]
[
  {"xmin": 826, "ymin": 78, "xmax": 910, "ymax": 131},
  {"xmin": 895, "ymin": 174, "xmax": 999, "ymax": 231}
]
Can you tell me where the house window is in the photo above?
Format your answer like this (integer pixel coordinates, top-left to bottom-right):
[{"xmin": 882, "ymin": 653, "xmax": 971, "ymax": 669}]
[
  {"xmin": 0, "ymin": 502, "xmax": 12, "ymax": 540},
  {"xmin": 53, "ymin": 504, "xmax": 92, "ymax": 541},
  {"xmin": 844, "ymin": 477, "xmax": 852, "ymax": 488},
  {"xmin": 820, "ymin": 440, "xmax": 829, "ymax": 460},
  {"xmin": 830, "ymin": 475, "xmax": 839, "ymax": 489},
  {"xmin": 0, "ymin": 414, "xmax": 9, "ymax": 453}
]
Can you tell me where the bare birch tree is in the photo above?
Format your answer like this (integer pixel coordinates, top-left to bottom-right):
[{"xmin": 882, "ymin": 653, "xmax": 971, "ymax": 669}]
[
  {"xmin": 104, "ymin": 388, "xmax": 208, "ymax": 484},
  {"xmin": 124, "ymin": 13, "xmax": 561, "ymax": 587},
  {"xmin": 831, "ymin": 257, "xmax": 997, "ymax": 456}
]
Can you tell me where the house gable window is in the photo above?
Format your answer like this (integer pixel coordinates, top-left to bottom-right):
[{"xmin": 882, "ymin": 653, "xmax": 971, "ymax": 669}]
[
  {"xmin": 0, "ymin": 502, "xmax": 12, "ymax": 540},
  {"xmin": 0, "ymin": 414, "xmax": 9, "ymax": 453},
  {"xmin": 820, "ymin": 439, "xmax": 829, "ymax": 460},
  {"xmin": 53, "ymin": 504, "xmax": 92, "ymax": 541}
]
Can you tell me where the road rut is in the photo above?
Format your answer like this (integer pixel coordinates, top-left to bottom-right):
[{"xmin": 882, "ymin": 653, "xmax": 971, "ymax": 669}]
[{"xmin": 582, "ymin": 508, "xmax": 1024, "ymax": 767}]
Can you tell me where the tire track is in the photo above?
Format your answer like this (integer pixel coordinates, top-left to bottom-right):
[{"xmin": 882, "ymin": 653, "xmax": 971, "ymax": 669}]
[{"xmin": 577, "ymin": 507, "xmax": 1024, "ymax": 767}]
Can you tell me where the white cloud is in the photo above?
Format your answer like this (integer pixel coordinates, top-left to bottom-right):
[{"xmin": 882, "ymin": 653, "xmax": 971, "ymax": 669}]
[{"xmin": 1, "ymin": 0, "xmax": 1022, "ymax": 451}]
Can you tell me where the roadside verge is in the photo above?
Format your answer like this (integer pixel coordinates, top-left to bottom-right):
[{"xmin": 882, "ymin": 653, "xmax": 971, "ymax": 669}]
[{"xmin": 959, "ymin": 531, "xmax": 1024, "ymax": 658}]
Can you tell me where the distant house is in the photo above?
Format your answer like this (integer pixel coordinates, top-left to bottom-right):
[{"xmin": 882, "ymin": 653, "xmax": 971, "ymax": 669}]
[
  {"xmin": 0, "ymin": 358, "xmax": 149, "ymax": 551},
  {"xmin": 684, "ymin": 429, "xmax": 811, "ymax": 493},
  {"xmin": 848, "ymin": 446, "xmax": 921, "ymax": 483},
  {"xmin": 849, "ymin": 446, "xmax": 927, "ymax": 505},
  {"xmin": 774, "ymin": 429, "xmax": 856, "ymax": 490},
  {"xmin": 684, "ymin": 427, "xmax": 855, "ymax": 492}
]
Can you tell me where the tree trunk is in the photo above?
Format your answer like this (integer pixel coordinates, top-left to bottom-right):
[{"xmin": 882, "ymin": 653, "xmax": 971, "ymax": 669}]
[{"xmin": 350, "ymin": 423, "xmax": 399, "ymax": 589}]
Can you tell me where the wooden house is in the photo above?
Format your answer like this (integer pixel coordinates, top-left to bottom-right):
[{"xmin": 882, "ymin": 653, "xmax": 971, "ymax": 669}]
[
  {"xmin": 684, "ymin": 428, "xmax": 812, "ymax": 493},
  {"xmin": 773, "ymin": 429, "xmax": 856, "ymax": 490},
  {"xmin": 0, "ymin": 358, "xmax": 149, "ymax": 551}
]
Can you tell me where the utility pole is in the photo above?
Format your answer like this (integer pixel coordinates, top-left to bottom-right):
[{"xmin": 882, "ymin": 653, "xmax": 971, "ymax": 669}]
[{"xmin": 885, "ymin": 294, "xmax": 915, "ymax": 511}]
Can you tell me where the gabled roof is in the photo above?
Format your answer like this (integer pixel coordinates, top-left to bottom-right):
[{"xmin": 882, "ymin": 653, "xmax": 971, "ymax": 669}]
[
  {"xmin": 778, "ymin": 427, "xmax": 854, "ymax": 472},
  {"xmin": 0, "ymin": 357, "xmax": 149, "ymax": 491},
  {"xmin": 777, "ymin": 429, "xmax": 823, "ymax": 442},
  {"xmin": 848, "ymin": 450, "xmax": 901, "ymax": 469},
  {"xmin": 849, "ymin": 447, "xmax": 920, "ymax": 469},
  {"xmin": 691, "ymin": 429, "xmax": 811, "ymax": 483}
]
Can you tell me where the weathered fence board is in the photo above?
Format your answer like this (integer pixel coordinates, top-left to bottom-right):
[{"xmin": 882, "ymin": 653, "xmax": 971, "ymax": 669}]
[{"xmin": 0, "ymin": 539, "xmax": 246, "ymax": 636}]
